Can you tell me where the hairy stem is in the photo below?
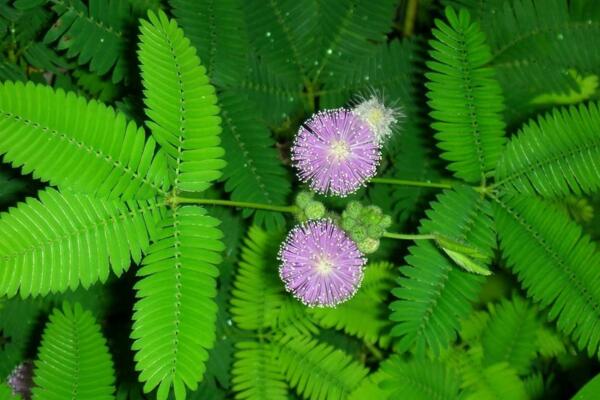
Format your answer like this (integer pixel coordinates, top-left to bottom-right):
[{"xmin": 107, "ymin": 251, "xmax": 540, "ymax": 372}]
[
  {"xmin": 382, "ymin": 232, "xmax": 436, "ymax": 241},
  {"xmin": 371, "ymin": 177, "xmax": 453, "ymax": 189},
  {"xmin": 175, "ymin": 196, "xmax": 298, "ymax": 214}
]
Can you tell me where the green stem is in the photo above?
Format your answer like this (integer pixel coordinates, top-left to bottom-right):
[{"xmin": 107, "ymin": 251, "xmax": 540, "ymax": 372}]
[
  {"xmin": 371, "ymin": 177, "xmax": 452, "ymax": 189},
  {"xmin": 403, "ymin": 0, "xmax": 419, "ymax": 36},
  {"xmin": 365, "ymin": 341, "xmax": 384, "ymax": 361},
  {"xmin": 382, "ymin": 232, "xmax": 436, "ymax": 241},
  {"xmin": 175, "ymin": 197, "xmax": 298, "ymax": 214}
]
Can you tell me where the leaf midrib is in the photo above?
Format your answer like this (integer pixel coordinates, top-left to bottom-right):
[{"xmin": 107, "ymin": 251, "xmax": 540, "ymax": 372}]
[{"xmin": 1, "ymin": 111, "xmax": 166, "ymax": 196}]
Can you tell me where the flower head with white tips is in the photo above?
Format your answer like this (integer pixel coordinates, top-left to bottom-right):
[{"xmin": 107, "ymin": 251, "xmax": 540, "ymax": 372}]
[
  {"xmin": 291, "ymin": 108, "xmax": 381, "ymax": 196},
  {"xmin": 352, "ymin": 95, "xmax": 403, "ymax": 144},
  {"xmin": 278, "ymin": 219, "xmax": 366, "ymax": 307}
]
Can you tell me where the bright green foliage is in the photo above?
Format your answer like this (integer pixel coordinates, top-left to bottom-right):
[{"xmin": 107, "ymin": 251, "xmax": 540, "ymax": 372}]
[
  {"xmin": 131, "ymin": 206, "xmax": 224, "ymax": 400},
  {"xmin": 380, "ymin": 356, "xmax": 462, "ymax": 400},
  {"xmin": 347, "ymin": 369, "xmax": 390, "ymax": 400},
  {"xmin": 426, "ymin": 7, "xmax": 506, "ymax": 183},
  {"xmin": 169, "ymin": 0, "xmax": 247, "ymax": 86},
  {"xmin": 241, "ymin": 0, "xmax": 396, "ymax": 83},
  {"xmin": 445, "ymin": 0, "xmax": 600, "ymax": 120},
  {"xmin": 536, "ymin": 326, "xmax": 567, "ymax": 358},
  {"xmin": 573, "ymin": 372, "xmax": 600, "ymax": 400},
  {"xmin": 230, "ymin": 226, "xmax": 286, "ymax": 331},
  {"xmin": 139, "ymin": 10, "xmax": 225, "ymax": 193},
  {"xmin": 0, "ymin": 188, "xmax": 164, "ymax": 298},
  {"xmin": 1, "ymin": 0, "xmax": 600, "ymax": 398},
  {"xmin": 218, "ymin": 93, "xmax": 290, "ymax": 230},
  {"xmin": 523, "ymin": 372, "xmax": 546, "ymax": 400},
  {"xmin": 0, "ymin": 383, "xmax": 19, "ymax": 400},
  {"xmin": 44, "ymin": 0, "xmax": 132, "ymax": 82},
  {"xmin": 32, "ymin": 302, "xmax": 115, "ymax": 400},
  {"xmin": 481, "ymin": 297, "xmax": 538, "ymax": 374},
  {"xmin": 276, "ymin": 335, "xmax": 369, "ymax": 400},
  {"xmin": 495, "ymin": 102, "xmax": 600, "ymax": 197},
  {"xmin": 310, "ymin": 262, "xmax": 394, "ymax": 346},
  {"xmin": 494, "ymin": 195, "xmax": 600, "ymax": 357},
  {"xmin": 390, "ymin": 187, "xmax": 493, "ymax": 355},
  {"xmin": 170, "ymin": 0, "xmax": 291, "ymax": 230},
  {"xmin": 461, "ymin": 359, "xmax": 528, "ymax": 400},
  {"xmin": 0, "ymin": 81, "xmax": 169, "ymax": 200},
  {"xmin": 231, "ymin": 341, "xmax": 287, "ymax": 400}
]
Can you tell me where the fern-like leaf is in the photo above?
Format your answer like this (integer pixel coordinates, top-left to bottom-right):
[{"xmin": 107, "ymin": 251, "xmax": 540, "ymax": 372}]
[
  {"xmin": 0, "ymin": 188, "xmax": 164, "ymax": 298},
  {"xmin": 230, "ymin": 226, "xmax": 284, "ymax": 331},
  {"xmin": 170, "ymin": 0, "xmax": 248, "ymax": 86},
  {"xmin": 0, "ymin": 169, "xmax": 26, "ymax": 206},
  {"xmin": 276, "ymin": 335, "xmax": 369, "ymax": 400},
  {"xmin": 462, "ymin": 361, "xmax": 527, "ymax": 400},
  {"xmin": 494, "ymin": 194, "xmax": 600, "ymax": 357},
  {"xmin": 572, "ymin": 372, "xmax": 600, "ymax": 400},
  {"xmin": 446, "ymin": 0, "xmax": 600, "ymax": 122},
  {"xmin": 426, "ymin": 7, "xmax": 506, "ymax": 183},
  {"xmin": 310, "ymin": 262, "xmax": 394, "ymax": 346},
  {"xmin": 380, "ymin": 356, "xmax": 461, "ymax": 400},
  {"xmin": 241, "ymin": 0, "xmax": 396, "ymax": 83},
  {"xmin": 44, "ymin": 0, "xmax": 131, "ymax": 82},
  {"xmin": 347, "ymin": 369, "xmax": 391, "ymax": 400},
  {"xmin": 495, "ymin": 102, "xmax": 600, "ymax": 197},
  {"xmin": 139, "ymin": 10, "xmax": 225, "ymax": 193},
  {"xmin": 390, "ymin": 186, "xmax": 494, "ymax": 355},
  {"xmin": 481, "ymin": 297, "xmax": 538, "ymax": 374},
  {"xmin": 0, "ymin": 81, "xmax": 170, "ymax": 200},
  {"xmin": 0, "ymin": 383, "xmax": 19, "ymax": 400},
  {"xmin": 219, "ymin": 92, "xmax": 290, "ymax": 230},
  {"xmin": 131, "ymin": 206, "xmax": 224, "ymax": 400},
  {"xmin": 32, "ymin": 302, "xmax": 116, "ymax": 400},
  {"xmin": 231, "ymin": 341, "xmax": 287, "ymax": 400}
]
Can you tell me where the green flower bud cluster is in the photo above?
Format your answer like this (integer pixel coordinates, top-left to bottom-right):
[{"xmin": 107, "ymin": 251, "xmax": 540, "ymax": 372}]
[
  {"xmin": 341, "ymin": 201, "xmax": 392, "ymax": 254},
  {"xmin": 294, "ymin": 191, "xmax": 326, "ymax": 221}
]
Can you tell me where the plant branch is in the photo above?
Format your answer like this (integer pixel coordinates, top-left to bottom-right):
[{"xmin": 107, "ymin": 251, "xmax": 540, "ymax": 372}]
[
  {"xmin": 403, "ymin": 0, "xmax": 419, "ymax": 36},
  {"xmin": 382, "ymin": 232, "xmax": 436, "ymax": 241},
  {"xmin": 175, "ymin": 196, "xmax": 298, "ymax": 214},
  {"xmin": 371, "ymin": 177, "xmax": 453, "ymax": 189}
]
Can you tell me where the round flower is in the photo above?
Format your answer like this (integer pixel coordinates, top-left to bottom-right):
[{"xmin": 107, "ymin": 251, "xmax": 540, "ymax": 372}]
[
  {"xmin": 278, "ymin": 219, "xmax": 366, "ymax": 307},
  {"xmin": 352, "ymin": 95, "xmax": 402, "ymax": 144},
  {"xmin": 291, "ymin": 108, "xmax": 381, "ymax": 196}
]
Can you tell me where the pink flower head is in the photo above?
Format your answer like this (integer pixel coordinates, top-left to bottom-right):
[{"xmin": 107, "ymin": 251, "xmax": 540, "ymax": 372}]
[
  {"xmin": 291, "ymin": 109, "xmax": 381, "ymax": 196},
  {"xmin": 278, "ymin": 219, "xmax": 366, "ymax": 307}
]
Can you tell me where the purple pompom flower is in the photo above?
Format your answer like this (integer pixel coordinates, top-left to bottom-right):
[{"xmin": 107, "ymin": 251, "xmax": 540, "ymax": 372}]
[
  {"xmin": 292, "ymin": 108, "xmax": 381, "ymax": 196},
  {"xmin": 278, "ymin": 219, "xmax": 366, "ymax": 307}
]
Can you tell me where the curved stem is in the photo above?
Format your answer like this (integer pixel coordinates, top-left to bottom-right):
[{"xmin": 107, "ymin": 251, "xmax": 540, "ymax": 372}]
[
  {"xmin": 175, "ymin": 197, "xmax": 298, "ymax": 214},
  {"xmin": 371, "ymin": 177, "xmax": 453, "ymax": 189},
  {"xmin": 382, "ymin": 232, "xmax": 436, "ymax": 241}
]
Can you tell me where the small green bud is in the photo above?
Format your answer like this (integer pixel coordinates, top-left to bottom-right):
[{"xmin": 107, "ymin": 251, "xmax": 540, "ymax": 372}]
[
  {"xmin": 345, "ymin": 201, "xmax": 363, "ymax": 218},
  {"xmin": 351, "ymin": 226, "xmax": 367, "ymax": 242},
  {"xmin": 364, "ymin": 206, "xmax": 383, "ymax": 224},
  {"xmin": 367, "ymin": 224, "xmax": 384, "ymax": 239},
  {"xmin": 295, "ymin": 191, "xmax": 314, "ymax": 208},
  {"xmin": 341, "ymin": 217, "xmax": 357, "ymax": 231},
  {"xmin": 380, "ymin": 215, "xmax": 392, "ymax": 229},
  {"xmin": 305, "ymin": 201, "xmax": 326, "ymax": 220},
  {"xmin": 358, "ymin": 238, "xmax": 380, "ymax": 254}
]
